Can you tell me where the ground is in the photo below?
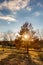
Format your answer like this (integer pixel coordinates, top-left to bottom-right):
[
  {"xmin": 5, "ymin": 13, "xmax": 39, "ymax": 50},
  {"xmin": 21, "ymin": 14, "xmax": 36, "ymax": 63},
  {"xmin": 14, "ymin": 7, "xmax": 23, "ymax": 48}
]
[{"xmin": 0, "ymin": 47, "xmax": 43, "ymax": 65}]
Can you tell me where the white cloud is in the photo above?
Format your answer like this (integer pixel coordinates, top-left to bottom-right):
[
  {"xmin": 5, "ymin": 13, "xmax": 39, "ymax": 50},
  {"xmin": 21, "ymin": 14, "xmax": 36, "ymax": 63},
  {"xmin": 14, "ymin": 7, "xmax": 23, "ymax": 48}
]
[
  {"xmin": 26, "ymin": 7, "xmax": 32, "ymax": 11},
  {"xmin": 37, "ymin": 2, "xmax": 43, "ymax": 7},
  {"xmin": 34, "ymin": 12, "xmax": 40, "ymax": 16},
  {"xmin": 0, "ymin": 0, "xmax": 30, "ymax": 11},
  {"xmin": 0, "ymin": 15, "xmax": 16, "ymax": 21}
]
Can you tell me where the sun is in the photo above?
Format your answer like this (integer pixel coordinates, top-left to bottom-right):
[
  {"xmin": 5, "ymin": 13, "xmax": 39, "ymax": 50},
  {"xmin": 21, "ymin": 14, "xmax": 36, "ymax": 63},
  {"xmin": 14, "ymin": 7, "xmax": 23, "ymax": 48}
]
[
  {"xmin": 24, "ymin": 34, "xmax": 28, "ymax": 39},
  {"xmin": 22, "ymin": 33, "xmax": 30, "ymax": 41}
]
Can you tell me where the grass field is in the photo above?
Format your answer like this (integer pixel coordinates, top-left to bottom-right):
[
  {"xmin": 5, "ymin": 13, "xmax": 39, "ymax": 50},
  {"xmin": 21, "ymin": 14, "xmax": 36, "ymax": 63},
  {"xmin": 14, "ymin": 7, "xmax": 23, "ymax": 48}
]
[{"xmin": 0, "ymin": 47, "xmax": 43, "ymax": 65}]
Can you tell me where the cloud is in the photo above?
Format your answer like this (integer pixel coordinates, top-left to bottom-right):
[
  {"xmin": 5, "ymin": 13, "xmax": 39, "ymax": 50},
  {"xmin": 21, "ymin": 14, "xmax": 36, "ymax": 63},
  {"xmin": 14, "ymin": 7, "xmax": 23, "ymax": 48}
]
[
  {"xmin": 37, "ymin": 2, "xmax": 43, "ymax": 7},
  {"xmin": 26, "ymin": 7, "xmax": 32, "ymax": 11},
  {"xmin": 34, "ymin": 12, "xmax": 40, "ymax": 16},
  {"xmin": 0, "ymin": 0, "xmax": 30, "ymax": 11},
  {"xmin": 0, "ymin": 15, "xmax": 16, "ymax": 21}
]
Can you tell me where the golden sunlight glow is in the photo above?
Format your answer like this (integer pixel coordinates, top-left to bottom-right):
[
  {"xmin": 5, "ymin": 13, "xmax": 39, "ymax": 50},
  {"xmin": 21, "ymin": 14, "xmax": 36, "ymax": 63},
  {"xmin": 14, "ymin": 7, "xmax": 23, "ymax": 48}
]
[
  {"xmin": 22, "ymin": 33, "xmax": 30, "ymax": 41},
  {"xmin": 24, "ymin": 34, "xmax": 28, "ymax": 39}
]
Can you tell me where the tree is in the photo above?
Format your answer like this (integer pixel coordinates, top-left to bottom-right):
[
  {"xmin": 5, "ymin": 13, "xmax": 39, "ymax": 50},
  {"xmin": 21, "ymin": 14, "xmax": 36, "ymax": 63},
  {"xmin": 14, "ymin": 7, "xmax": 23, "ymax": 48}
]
[
  {"xmin": 15, "ymin": 22, "xmax": 42, "ymax": 50},
  {"xmin": 15, "ymin": 22, "xmax": 36, "ymax": 47},
  {"xmin": 19, "ymin": 22, "xmax": 35, "ymax": 47},
  {"xmin": 20, "ymin": 22, "xmax": 36, "ymax": 62},
  {"xmin": 15, "ymin": 22, "xmax": 36, "ymax": 62},
  {"xmin": 3, "ymin": 31, "xmax": 15, "ymax": 49},
  {"xmin": 6, "ymin": 31, "xmax": 15, "ymax": 48},
  {"xmin": 15, "ymin": 37, "xmax": 22, "ymax": 49},
  {"xmin": 2, "ymin": 33, "xmax": 9, "ymax": 51}
]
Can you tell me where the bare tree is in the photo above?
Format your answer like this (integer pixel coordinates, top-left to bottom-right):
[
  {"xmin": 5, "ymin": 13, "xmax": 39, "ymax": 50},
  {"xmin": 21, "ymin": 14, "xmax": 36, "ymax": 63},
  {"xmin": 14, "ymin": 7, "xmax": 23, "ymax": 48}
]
[{"xmin": 2, "ymin": 33, "xmax": 8, "ymax": 51}]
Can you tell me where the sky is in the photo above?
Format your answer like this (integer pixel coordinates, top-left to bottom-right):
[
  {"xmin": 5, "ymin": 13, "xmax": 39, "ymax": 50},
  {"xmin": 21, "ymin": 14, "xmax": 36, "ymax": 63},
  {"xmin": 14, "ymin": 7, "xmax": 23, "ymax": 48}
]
[{"xmin": 0, "ymin": 0, "xmax": 43, "ymax": 33}]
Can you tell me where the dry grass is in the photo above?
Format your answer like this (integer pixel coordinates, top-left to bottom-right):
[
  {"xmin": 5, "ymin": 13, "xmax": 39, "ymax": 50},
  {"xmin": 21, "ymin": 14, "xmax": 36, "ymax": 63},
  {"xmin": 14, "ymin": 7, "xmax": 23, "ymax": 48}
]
[{"xmin": 0, "ymin": 47, "xmax": 43, "ymax": 65}]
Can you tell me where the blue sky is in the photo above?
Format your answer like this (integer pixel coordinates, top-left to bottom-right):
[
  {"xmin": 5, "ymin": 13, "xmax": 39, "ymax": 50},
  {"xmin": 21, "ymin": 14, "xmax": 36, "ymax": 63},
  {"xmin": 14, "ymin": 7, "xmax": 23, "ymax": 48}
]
[{"xmin": 0, "ymin": 0, "xmax": 43, "ymax": 32}]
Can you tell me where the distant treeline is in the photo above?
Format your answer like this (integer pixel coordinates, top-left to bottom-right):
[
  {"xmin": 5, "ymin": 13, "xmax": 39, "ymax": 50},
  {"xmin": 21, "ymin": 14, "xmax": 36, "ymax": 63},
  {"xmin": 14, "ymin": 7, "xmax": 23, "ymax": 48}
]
[
  {"xmin": 0, "ymin": 39, "xmax": 43, "ymax": 49},
  {"xmin": 0, "ymin": 41, "xmax": 15, "ymax": 47}
]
